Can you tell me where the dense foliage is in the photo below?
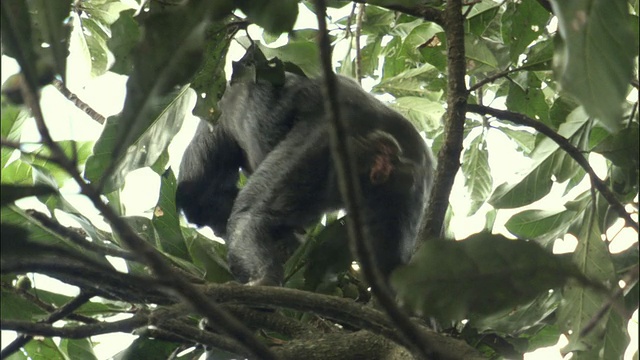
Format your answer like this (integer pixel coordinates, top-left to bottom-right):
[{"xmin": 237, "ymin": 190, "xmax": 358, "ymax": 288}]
[{"xmin": 1, "ymin": 0, "xmax": 638, "ymax": 359}]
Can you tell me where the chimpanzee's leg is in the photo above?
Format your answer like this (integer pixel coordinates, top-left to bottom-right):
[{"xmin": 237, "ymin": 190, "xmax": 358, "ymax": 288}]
[{"xmin": 226, "ymin": 122, "xmax": 335, "ymax": 285}]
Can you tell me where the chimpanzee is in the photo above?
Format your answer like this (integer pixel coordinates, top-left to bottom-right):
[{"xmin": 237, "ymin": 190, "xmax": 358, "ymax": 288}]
[{"xmin": 176, "ymin": 71, "xmax": 434, "ymax": 286}]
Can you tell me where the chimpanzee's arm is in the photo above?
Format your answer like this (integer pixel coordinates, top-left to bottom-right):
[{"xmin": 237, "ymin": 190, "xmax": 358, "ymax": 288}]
[{"xmin": 176, "ymin": 121, "xmax": 244, "ymax": 238}]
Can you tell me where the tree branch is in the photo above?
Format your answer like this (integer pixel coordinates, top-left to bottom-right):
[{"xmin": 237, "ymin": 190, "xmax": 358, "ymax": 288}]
[
  {"xmin": 354, "ymin": 0, "xmax": 444, "ymax": 25},
  {"xmin": 422, "ymin": 0, "xmax": 469, "ymax": 238},
  {"xmin": 466, "ymin": 104, "xmax": 638, "ymax": 231},
  {"xmin": 1, "ymin": 313, "xmax": 148, "ymax": 338},
  {"xmin": 52, "ymin": 79, "xmax": 106, "ymax": 124}
]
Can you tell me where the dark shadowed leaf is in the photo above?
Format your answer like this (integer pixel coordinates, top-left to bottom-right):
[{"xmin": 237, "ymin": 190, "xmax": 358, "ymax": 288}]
[
  {"xmin": 392, "ymin": 233, "xmax": 580, "ymax": 322},
  {"xmin": 550, "ymin": 0, "xmax": 636, "ymax": 132}
]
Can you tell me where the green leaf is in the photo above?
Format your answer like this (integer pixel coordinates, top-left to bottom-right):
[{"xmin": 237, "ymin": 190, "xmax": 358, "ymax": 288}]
[
  {"xmin": 300, "ymin": 218, "xmax": 351, "ymax": 291},
  {"xmin": 1, "ymin": 158, "xmax": 33, "ymax": 185},
  {"xmin": 462, "ymin": 136, "xmax": 493, "ymax": 216},
  {"xmin": 152, "ymin": 169, "xmax": 189, "ymax": 260},
  {"xmin": 506, "ymin": 73, "xmax": 549, "ymax": 124},
  {"xmin": 465, "ymin": 1, "xmax": 501, "ymax": 38},
  {"xmin": 558, "ymin": 210, "xmax": 615, "ymax": 355},
  {"xmin": 390, "ymin": 96, "xmax": 445, "ymax": 133},
  {"xmin": 592, "ymin": 123, "xmax": 639, "ymax": 168},
  {"xmin": 85, "ymin": 86, "xmax": 195, "ymax": 192},
  {"xmin": 0, "ymin": 289, "xmax": 49, "ymax": 321},
  {"xmin": 501, "ymin": 0, "xmax": 550, "ymax": 62},
  {"xmin": 602, "ymin": 310, "xmax": 631, "ymax": 360},
  {"xmin": 374, "ymin": 63, "xmax": 443, "ymax": 99},
  {"xmin": 465, "ymin": 34, "xmax": 499, "ymax": 69},
  {"xmin": 550, "ymin": 0, "xmax": 637, "ymax": 132},
  {"xmin": 81, "ymin": 0, "xmax": 136, "ymax": 26},
  {"xmin": 392, "ymin": 233, "xmax": 578, "ymax": 322},
  {"xmin": 113, "ymin": 338, "xmax": 179, "ymax": 360},
  {"xmin": 490, "ymin": 107, "xmax": 589, "ymax": 208},
  {"xmin": 60, "ymin": 338, "xmax": 98, "ymax": 360},
  {"xmin": 21, "ymin": 141, "xmax": 94, "ymax": 187},
  {"xmin": 1, "ymin": 101, "xmax": 28, "ymax": 141},
  {"xmin": 401, "ymin": 23, "xmax": 443, "ymax": 62},
  {"xmin": 184, "ymin": 228, "xmax": 232, "ymax": 283},
  {"xmin": 22, "ymin": 337, "xmax": 66, "ymax": 360},
  {"xmin": 1, "ymin": 0, "xmax": 39, "ymax": 88},
  {"xmin": 30, "ymin": 0, "xmax": 72, "ymax": 80},
  {"xmin": 497, "ymin": 127, "xmax": 536, "ymax": 154},
  {"xmin": 472, "ymin": 291, "xmax": 561, "ymax": 335},
  {"xmin": 258, "ymin": 40, "xmax": 322, "ymax": 77},
  {"xmin": 108, "ymin": 10, "xmax": 140, "ymax": 75},
  {"xmin": 505, "ymin": 209, "xmax": 578, "ymax": 244},
  {"xmin": 489, "ymin": 158, "xmax": 553, "ymax": 208},
  {"xmin": 190, "ymin": 20, "xmax": 234, "ymax": 121},
  {"xmin": 80, "ymin": 18, "xmax": 111, "ymax": 77},
  {"xmin": 88, "ymin": 2, "xmax": 220, "ymax": 191},
  {"xmin": 236, "ymin": 0, "xmax": 298, "ymax": 34}
]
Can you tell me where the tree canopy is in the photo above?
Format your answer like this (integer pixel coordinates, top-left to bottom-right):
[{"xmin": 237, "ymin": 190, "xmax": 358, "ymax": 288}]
[{"xmin": 1, "ymin": 0, "xmax": 638, "ymax": 359}]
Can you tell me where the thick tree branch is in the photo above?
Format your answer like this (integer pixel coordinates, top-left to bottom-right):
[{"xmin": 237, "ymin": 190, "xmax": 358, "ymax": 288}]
[
  {"xmin": 2, "ymin": 312, "xmax": 148, "ymax": 338},
  {"xmin": 422, "ymin": 0, "xmax": 469, "ymax": 238},
  {"xmin": 467, "ymin": 104, "xmax": 638, "ymax": 231}
]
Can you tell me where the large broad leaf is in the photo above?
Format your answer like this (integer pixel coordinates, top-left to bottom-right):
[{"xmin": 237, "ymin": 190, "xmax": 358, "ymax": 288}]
[
  {"xmin": 108, "ymin": 10, "xmax": 140, "ymax": 75},
  {"xmin": 1, "ymin": 0, "xmax": 39, "ymax": 87},
  {"xmin": 390, "ymin": 96, "xmax": 445, "ymax": 133},
  {"xmin": 60, "ymin": 338, "xmax": 98, "ymax": 360},
  {"xmin": 550, "ymin": 0, "xmax": 637, "ymax": 132},
  {"xmin": 505, "ymin": 209, "xmax": 579, "ymax": 247},
  {"xmin": 258, "ymin": 40, "xmax": 322, "ymax": 77},
  {"xmin": 558, "ymin": 211, "xmax": 616, "ymax": 356},
  {"xmin": 501, "ymin": 0, "xmax": 550, "ymax": 62},
  {"xmin": 236, "ymin": 0, "xmax": 298, "ymax": 34},
  {"xmin": 392, "ymin": 233, "xmax": 582, "ymax": 322},
  {"xmin": 85, "ymin": 86, "xmax": 195, "ymax": 192},
  {"xmin": 190, "ymin": 21, "xmax": 234, "ymax": 121},
  {"xmin": 30, "ymin": 0, "xmax": 72, "ymax": 80},
  {"xmin": 506, "ymin": 72, "xmax": 549, "ymax": 124}
]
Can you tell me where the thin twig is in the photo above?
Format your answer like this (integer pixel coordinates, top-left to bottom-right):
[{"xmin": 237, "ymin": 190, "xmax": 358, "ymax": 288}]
[
  {"xmin": 52, "ymin": 79, "xmax": 106, "ymax": 124},
  {"xmin": 468, "ymin": 67, "xmax": 519, "ymax": 92},
  {"xmin": 354, "ymin": 3, "xmax": 365, "ymax": 84}
]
